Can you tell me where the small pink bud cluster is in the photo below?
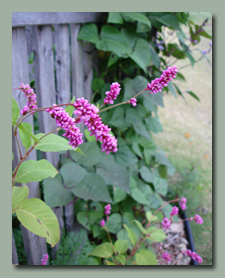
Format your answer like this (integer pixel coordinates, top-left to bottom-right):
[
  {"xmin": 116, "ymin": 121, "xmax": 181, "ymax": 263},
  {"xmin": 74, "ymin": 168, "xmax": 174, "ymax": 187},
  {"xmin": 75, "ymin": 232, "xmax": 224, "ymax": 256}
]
[
  {"xmin": 194, "ymin": 214, "xmax": 204, "ymax": 224},
  {"xmin": 73, "ymin": 98, "xmax": 117, "ymax": 154},
  {"xmin": 100, "ymin": 204, "xmax": 112, "ymax": 227},
  {"xmin": 145, "ymin": 65, "xmax": 178, "ymax": 95},
  {"xmin": 103, "ymin": 82, "xmax": 121, "ymax": 105},
  {"xmin": 170, "ymin": 206, "xmax": 179, "ymax": 217},
  {"xmin": 105, "ymin": 204, "xmax": 111, "ymax": 215},
  {"xmin": 41, "ymin": 254, "xmax": 49, "ymax": 265},
  {"xmin": 47, "ymin": 104, "xmax": 83, "ymax": 148},
  {"xmin": 19, "ymin": 83, "xmax": 38, "ymax": 115},
  {"xmin": 179, "ymin": 197, "xmax": 187, "ymax": 210},
  {"xmin": 127, "ymin": 98, "xmax": 137, "ymax": 107},
  {"xmin": 161, "ymin": 217, "xmax": 171, "ymax": 229},
  {"xmin": 182, "ymin": 249, "xmax": 203, "ymax": 264},
  {"xmin": 162, "ymin": 251, "xmax": 172, "ymax": 262}
]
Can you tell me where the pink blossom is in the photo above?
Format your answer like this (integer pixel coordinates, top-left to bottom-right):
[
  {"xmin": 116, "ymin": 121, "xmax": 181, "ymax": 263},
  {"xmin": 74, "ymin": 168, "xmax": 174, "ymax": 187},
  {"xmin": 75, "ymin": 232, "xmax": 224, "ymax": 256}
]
[
  {"xmin": 41, "ymin": 254, "xmax": 49, "ymax": 265},
  {"xmin": 103, "ymin": 82, "xmax": 121, "ymax": 105},
  {"xmin": 105, "ymin": 204, "xmax": 111, "ymax": 215},
  {"xmin": 127, "ymin": 98, "xmax": 137, "ymax": 107},
  {"xmin": 161, "ymin": 217, "xmax": 171, "ymax": 229},
  {"xmin": 170, "ymin": 206, "xmax": 179, "ymax": 216},
  {"xmin": 73, "ymin": 98, "xmax": 117, "ymax": 154},
  {"xmin": 162, "ymin": 251, "xmax": 172, "ymax": 262},
  {"xmin": 145, "ymin": 66, "xmax": 178, "ymax": 95},
  {"xmin": 183, "ymin": 249, "xmax": 203, "ymax": 264},
  {"xmin": 100, "ymin": 219, "xmax": 105, "ymax": 227},
  {"xmin": 179, "ymin": 197, "xmax": 187, "ymax": 210},
  {"xmin": 19, "ymin": 83, "xmax": 38, "ymax": 115},
  {"xmin": 194, "ymin": 214, "xmax": 204, "ymax": 224}
]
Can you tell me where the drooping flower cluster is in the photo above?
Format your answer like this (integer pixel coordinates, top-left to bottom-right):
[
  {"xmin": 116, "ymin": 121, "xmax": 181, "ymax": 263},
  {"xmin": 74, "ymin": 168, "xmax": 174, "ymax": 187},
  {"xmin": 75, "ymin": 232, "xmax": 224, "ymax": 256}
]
[
  {"xmin": 179, "ymin": 197, "xmax": 187, "ymax": 210},
  {"xmin": 41, "ymin": 254, "xmax": 49, "ymax": 265},
  {"xmin": 73, "ymin": 98, "xmax": 117, "ymax": 154},
  {"xmin": 161, "ymin": 217, "xmax": 171, "ymax": 229},
  {"xmin": 170, "ymin": 206, "xmax": 179, "ymax": 217},
  {"xmin": 103, "ymin": 82, "xmax": 121, "ymax": 105},
  {"xmin": 19, "ymin": 83, "xmax": 38, "ymax": 115},
  {"xmin": 182, "ymin": 249, "xmax": 203, "ymax": 264},
  {"xmin": 47, "ymin": 104, "xmax": 83, "ymax": 148},
  {"xmin": 145, "ymin": 65, "xmax": 178, "ymax": 95},
  {"xmin": 162, "ymin": 251, "xmax": 172, "ymax": 262},
  {"xmin": 127, "ymin": 98, "xmax": 137, "ymax": 107},
  {"xmin": 193, "ymin": 214, "xmax": 204, "ymax": 225}
]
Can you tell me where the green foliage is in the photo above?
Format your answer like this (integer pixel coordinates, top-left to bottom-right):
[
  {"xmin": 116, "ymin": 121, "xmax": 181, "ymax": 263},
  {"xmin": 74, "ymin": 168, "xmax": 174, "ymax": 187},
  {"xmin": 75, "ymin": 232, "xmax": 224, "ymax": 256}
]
[{"xmin": 51, "ymin": 230, "xmax": 99, "ymax": 265}]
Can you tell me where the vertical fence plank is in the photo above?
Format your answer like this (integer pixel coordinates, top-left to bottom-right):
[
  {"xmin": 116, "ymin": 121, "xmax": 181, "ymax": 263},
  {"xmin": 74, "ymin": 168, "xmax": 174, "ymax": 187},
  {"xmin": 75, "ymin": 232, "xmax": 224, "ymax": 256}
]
[
  {"xmin": 12, "ymin": 231, "xmax": 18, "ymax": 265},
  {"xmin": 12, "ymin": 27, "xmax": 47, "ymax": 265},
  {"xmin": 54, "ymin": 24, "xmax": 75, "ymax": 233},
  {"xmin": 32, "ymin": 25, "xmax": 65, "ymax": 259}
]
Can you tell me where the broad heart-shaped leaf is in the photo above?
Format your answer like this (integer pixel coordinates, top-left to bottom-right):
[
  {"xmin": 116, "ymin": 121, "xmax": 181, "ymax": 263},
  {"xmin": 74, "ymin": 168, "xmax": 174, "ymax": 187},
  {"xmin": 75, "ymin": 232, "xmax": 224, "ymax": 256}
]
[
  {"xmin": 153, "ymin": 177, "xmax": 168, "ymax": 196},
  {"xmin": 77, "ymin": 23, "xmax": 100, "ymax": 44},
  {"xmin": 18, "ymin": 123, "xmax": 33, "ymax": 151},
  {"xmin": 69, "ymin": 142, "xmax": 102, "ymax": 167},
  {"xmin": 128, "ymin": 38, "xmax": 151, "ymax": 73},
  {"xmin": 131, "ymin": 188, "xmax": 149, "ymax": 205},
  {"xmin": 133, "ymin": 122, "xmax": 151, "ymax": 140},
  {"xmin": 113, "ymin": 187, "xmax": 127, "ymax": 203},
  {"xmin": 114, "ymin": 240, "xmax": 128, "ymax": 255},
  {"xmin": 34, "ymin": 133, "xmax": 79, "ymax": 152},
  {"xmin": 107, "ymin": 12, "xmax": 124, "ymax": 24},
  {"xmin": 107, "ymin": 213, "xmax": 122, "ymax": 234},
  {"xmin": 60, "ymin": 162, "xmax": 87, "ymax": 188},
  {"xmin": 121, "ymin": 12, "xmax": 151, "ymax": 27},
  {"xmin": 43, "ymin": 174, "xmax": 74, "ymax": 208},
  {"xmin": 156, "ymin": 14, "xmax": 181, "ymax": 31},
  {"xmin": 139, "ymin": 166, "xmax": 154, "ymax": 183},
  {"xmin": 145, "ymin": 115, "xmax": 163, "ymax": 133},
  {"xmin": 124, "ymin": 224, "xmax": 137, "ymax": 247},
  {"xmin": 12, "ymin": 97, "xmax": 20, "ymax": 122},
  {"xmin": 115, "ymin": 255, "xmax": 126, "ymax": 265},
  {"xmin": 12, "ymin": 185, "xmax": 29, "ymax": 212},
  {"xmin": 135, "ymin": 249, "xmax": 157, "ymax": 265},
  {"xmin": 14, "ymin": 159, "xmax": 58, "ymax": 184},
  {"xmin": 16, "ymin": 198, "xmax": 60, "ymax": 247},
  {"xmin": 89, "ymin": 243, "xmax": 114, "ymax": 258},
  {"xmin": 71, "ymin": 173, "xmax": 113, "ymax": 203},
  {"xmin": 96, "ymin": 154, "xmax": 130, "ymax": 193},
  {"xmin": 18, "ymin": 122, "xmax": 40, "ymax": 143},
  {"xmin": 146, "ymin": 211, "xmax": 158, "ymax": 223},
  {"xmin": 77, "ymin": 211, "xmax": 102, "ymax": 230},
  {"xmin": 109, "ymin": 106, "xmax": 127, "ymax": 130},
  {"xmin": 146, "ymin": 226, "xmax": 166, "ymax": 242},
  {"xmin": 115, "ymin": 138, "xmax": 138, "ymax": 168}
]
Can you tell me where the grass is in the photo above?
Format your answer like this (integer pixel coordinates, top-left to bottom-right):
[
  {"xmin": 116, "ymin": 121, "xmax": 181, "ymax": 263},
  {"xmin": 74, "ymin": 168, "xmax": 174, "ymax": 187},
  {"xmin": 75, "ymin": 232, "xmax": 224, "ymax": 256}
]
[{"xmin": 153, "ymin": 13, "xmax": 212, "ymax": 265}]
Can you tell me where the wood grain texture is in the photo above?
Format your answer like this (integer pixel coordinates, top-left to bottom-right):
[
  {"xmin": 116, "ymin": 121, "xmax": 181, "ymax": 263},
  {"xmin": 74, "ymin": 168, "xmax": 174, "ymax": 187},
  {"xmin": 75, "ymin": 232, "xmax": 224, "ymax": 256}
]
[
  {"xmin": 12, "ymin": 27, "xmax": 47, "ymax": 265},
  {"xmin": 12, "ymin": 12, "xmax": 106, "ymax": 27},
  {"xmin": 12, "ymin": 231, "xmax": 18, "ymax": 265}
]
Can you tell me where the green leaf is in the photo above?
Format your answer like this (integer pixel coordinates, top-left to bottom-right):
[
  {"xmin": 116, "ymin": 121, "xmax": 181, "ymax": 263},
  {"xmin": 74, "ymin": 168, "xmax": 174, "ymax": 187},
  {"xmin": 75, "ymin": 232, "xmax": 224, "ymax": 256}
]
[
  {"xmin": 69, "ymin": 142, "xmax": 102, "ymax": 167},
  {"xmin": 139, "ymin": 166, "xmax": 154, "ymax": 183},
  {"xmin": 107, "ymin": 213, "xmax": 122, "ymax": 234},
  {"xmin": 146, "ymin": 211, "xmax": 158, "ymax": 222},
  {"xmin": 43, "ymin": 174, "xmax": 74, "ymax": 207},
  {"xmin": 12, "ymin": 97, "xmax": 20, "ymax": 122},
  {"xmin": 71, "ymin": 173, "xmax": 113, "ymax": 203},
  {"xmin": 149, "ymin": 44, "xmax": 160, "ymax": 67},
  {"xmin": 16, "ymin": 198, "xmax": 60, "ymax": 247},
  {"xmin": 14, "ymin": 159, "xmax": 58, "ymax": 184},
  {"xmin": 145, "ymin": 116, "xmax": 163, "ymax": 133},
  {"xmin": 153, "ymin": 177, "xmax": 168, "ymax": 196},
  {"xmin": 115, "ymin": 255, "xmax": 126, "ymax": 265},
  {"xmin": 19, "ymin": 122, "xmax": 40, "ymax": 143},
  {"xmin": 146, "ymin": 93, "xmax": 164, "ymax": 107},
  {"xmin": 135, "ymin": 249, "xmax": 157, "ymax": 265},
  {"xmin": 92, "ymin": 78, "xmax": 105, "ymax": 92},
  {"xmin": 96, "ymin": 154, "xmax": 130, "ymax": 193},
  {"xmin": 12, "ymin": 185, "xmax": 29, "ymax": 212},
  {"xmin": 124, "ymin": 224, "xmax": 137, "ymax": 247},
  {"xmin": 156, "ymin": 14, "xmax": 181, "ymax": 30},
  {"xmin": 77, "ymin": 211, "xmax": 102, "ymax": 230},
  {"xmin": 121, "ymin": 12, "xmax": 151, "ymax": 28},
  {"xmin": 128, "ymin": 38, "xmax": 151, "ymax": 73},
  {"xmin": 115, "ymin": 138, "xmax": 138, "ymax": 168},
  {"xmin": 107, "ymin": 12, "xmax": 124, "ymax": 24},
  {"xmin": 186, "ymin": 90, "xmax": 200, "ymax": 102},
  {"xmin": 133, "ymin": 123, "xmax": 150, "ymax": 140},
  {"xmin": 131, "ymin": 188, "xmax": 149, "ymax": 205},
  {"xmin": 114, "ymin": 240, "xmax": 128, "ymax": 254},
  {"xmin": 18, "ymin": 123, "xmax": 32, "ymax": 151},
  {"xmin": 137, "ymin": 22, "xmax": 151, "ymax": 33},
  {"xmin": 28, "ymin": 52, "xmax": 34, "ymax": 64},
  {"xmin": 107, "ymin": 53, "xmax": 119, "ymax": 68},
  {"xmin": 114, "ymin": 187, "xmax": 127, "ymax": 203},
  {"xmin": 34, "ymin": 133, "xmax": 77, "ymax": 152},
  {"xmin": 84, "ymin": 129, "xmax": 96, "ymax": 142},
  {"xmin": 158, "ymin": 164, "xmax": 167, "ymax": 179},
  {"xmin": 132, "ymin": 142, "xmax": 143, "ymax": 158},
  {"xmin": 176, "ymin": 72, "xmax": 186, "ymax": 82},
  {"xmin": 77, "ymin": 23, "xmax": 100, "ymax": 44},
  {"xmin": 146, "ymin": 226, "xmax": 166, "ymax": 242},
  {"xmin": 60, "ymin": 162, "xmax": 87, "ymax": 188},
  {"xmin": 109, "ymin": 106, "xmax": 126, "ymax": 130},
  {"xmin": 106, "ymin": 261, "xmax": 116, "ymax": 265},
  {"xmin": 65, "ymin": 97, "xmax": 75, "ymax": 117},
  {"xmin": 167, "ymin": 82, "xmax": 177, "ymax": 98},
  {"xmin": 89, "ymin": 243, "xmax": 114, "ymax": 258},
  {"xmin": 133, "ymin": 220, "xmax": 146, "ymax": 234}
]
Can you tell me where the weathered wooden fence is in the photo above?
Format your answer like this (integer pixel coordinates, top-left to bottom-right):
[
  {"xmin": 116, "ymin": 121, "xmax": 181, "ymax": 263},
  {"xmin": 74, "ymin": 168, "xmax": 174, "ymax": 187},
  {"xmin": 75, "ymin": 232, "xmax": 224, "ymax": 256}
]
[{"xmin": 12, "ymin": 12, "xmax": 105, "ymax": 265}]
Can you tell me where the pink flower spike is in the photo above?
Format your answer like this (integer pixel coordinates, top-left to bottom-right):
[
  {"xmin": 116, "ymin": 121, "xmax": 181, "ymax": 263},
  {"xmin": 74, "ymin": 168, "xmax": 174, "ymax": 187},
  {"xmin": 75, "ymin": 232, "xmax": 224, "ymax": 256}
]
[
  {"xmin": 161, "ymin": 217, "xmax": 171, "ymax": 229},
  {"xmin": 41, "ymin": 254, "xmax": 49, "ymax": 265},
  {"xmin": 100, "ymin": 219, "xmax": 105, "ymax": 227},
  {"xmin": 194, "ymin": 214, "xmax": 204, "ymax": 224},
  {"xmin": 162, "ymin": 251, "xmax": 172, "ymax": 262},
  {"xmin": 127, "ymin": 98, "xmax": 137, "ymax": 106},
  {"xmin": 170, "ymin": 206, "xmax": 179, "ymax": 216},
  {"xmin": 179, "ymin": 197, "xmax": 187, "ymax": 210},
  {"xmin": 19, "ymin": 83, "xmax": 38, "ymax": 115},
  {"xmin": 103, "ymin": 82, "xmax": 121, "ymax": 105}
]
